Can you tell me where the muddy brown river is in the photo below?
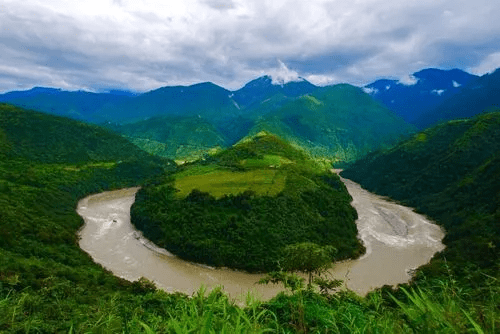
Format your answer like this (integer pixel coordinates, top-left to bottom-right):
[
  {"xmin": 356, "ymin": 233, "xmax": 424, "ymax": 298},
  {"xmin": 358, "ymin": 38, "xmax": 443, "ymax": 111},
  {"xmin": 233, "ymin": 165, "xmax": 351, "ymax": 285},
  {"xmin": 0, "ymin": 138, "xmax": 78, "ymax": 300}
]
[{"xmin": 77, "ymin": 176, "xmax": 444, "ymax": 301}]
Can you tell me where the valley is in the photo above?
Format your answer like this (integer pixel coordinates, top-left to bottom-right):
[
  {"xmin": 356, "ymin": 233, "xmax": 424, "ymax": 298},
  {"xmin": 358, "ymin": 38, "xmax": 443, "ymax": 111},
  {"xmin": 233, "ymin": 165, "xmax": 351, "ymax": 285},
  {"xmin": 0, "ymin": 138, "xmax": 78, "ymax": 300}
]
[
  {"xmin": 1, "ymin": 68, "xmax": 499, "ymax": 332},
  {"xmin": 76, "ymin": 172, "xmax": 444, "ymax": 300}
]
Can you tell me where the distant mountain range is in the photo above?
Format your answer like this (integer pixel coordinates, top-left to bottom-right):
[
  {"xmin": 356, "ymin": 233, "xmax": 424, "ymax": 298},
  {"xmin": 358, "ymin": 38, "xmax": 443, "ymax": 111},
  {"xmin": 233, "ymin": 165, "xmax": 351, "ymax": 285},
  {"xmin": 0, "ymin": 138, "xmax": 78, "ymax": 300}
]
[
  {"xmin": 364, "ymin": 68, "xmax": 478, "ymax": 124},
  {"xmin": 413, "ymin": 68, "xmax": 500, "ymax": 128},
  {"xmin": 247, "ymin": 84, "xmax": 414, "ymax": 163},
  {"xmin": 0, "ymin": 103, "xmax": 171, "ymax": 169},
  {"xmin": 3, "ymin": 67, "xmax": 499, "ymax": 162}
]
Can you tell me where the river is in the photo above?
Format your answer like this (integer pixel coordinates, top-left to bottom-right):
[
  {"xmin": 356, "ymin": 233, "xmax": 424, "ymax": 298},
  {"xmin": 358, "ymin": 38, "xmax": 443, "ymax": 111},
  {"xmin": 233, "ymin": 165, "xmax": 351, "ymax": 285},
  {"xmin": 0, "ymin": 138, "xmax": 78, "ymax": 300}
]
[{"xmin": 77, "ymin": 176, "xmax": 444, "ymax": 301}]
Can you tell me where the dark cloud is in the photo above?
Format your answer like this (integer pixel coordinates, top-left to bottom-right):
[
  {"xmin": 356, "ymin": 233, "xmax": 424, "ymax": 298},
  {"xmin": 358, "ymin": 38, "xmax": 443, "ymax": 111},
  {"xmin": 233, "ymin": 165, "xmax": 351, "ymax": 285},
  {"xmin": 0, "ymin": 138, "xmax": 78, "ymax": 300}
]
[{"xmin": 1, "ymin": 0, "xmax": 500, "ymax": 92}]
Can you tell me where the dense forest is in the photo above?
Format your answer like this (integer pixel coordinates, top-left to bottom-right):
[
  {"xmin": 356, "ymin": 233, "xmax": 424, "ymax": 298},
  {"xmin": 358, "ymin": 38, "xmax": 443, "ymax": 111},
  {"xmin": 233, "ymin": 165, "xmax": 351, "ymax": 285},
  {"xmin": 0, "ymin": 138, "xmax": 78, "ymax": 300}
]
[
  {"xmin": 342, "ymin": 111, "xmax": 500, "ymax": 296},
  {"xmin": 131, "ymin": 133, "xmax": 364, "ymax": 272},
  {"xmin": 1, "ymin": 103, "xmax": 498, "ymax": 332}
]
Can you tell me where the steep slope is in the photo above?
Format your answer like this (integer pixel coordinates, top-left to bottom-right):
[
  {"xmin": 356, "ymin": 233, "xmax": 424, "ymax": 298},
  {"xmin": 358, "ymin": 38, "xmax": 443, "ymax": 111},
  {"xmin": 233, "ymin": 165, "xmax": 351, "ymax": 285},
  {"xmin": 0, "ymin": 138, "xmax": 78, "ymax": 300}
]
[
  {"xmin": 0, "ymin": 103, "xmax": 178, "ymax": 332},
  {"xmin": 100, "ymin": 82, "xmax": 242, "ymax": 123},
  {"xmin": 233, "ymin": 75, "xmax": 317, "ymax": 109},
  {"xmin": 415, "ymin": 68, "xmax": 500, "ymax": 128},
  {"xmin": 108, "ymin": 115, "xmax": 228, "ymax": 161},
  {"xmin": 0, "ymin": 103, "xmax": 171, "ymax": 165},
  {"xmin": 0, "ymin": 78, "xmax": 415, "ymax": 163},
  {"xmin": 131, "ymin": 132, "xmax": 364, "ymax": 272},
  {"xmin": 249, "ymin": 84, "xmax": 415, "ymax": 163},
  {"xmin": 342, "ymin": 111, "xmax": 500, "ymax": 280},
  {"xmin": 0, "ymin": 87, "xmax": 134, "ymax": 123},
  {"xmin": 365, "ymin": 68, "xmax": 477, "ymax": 123}
]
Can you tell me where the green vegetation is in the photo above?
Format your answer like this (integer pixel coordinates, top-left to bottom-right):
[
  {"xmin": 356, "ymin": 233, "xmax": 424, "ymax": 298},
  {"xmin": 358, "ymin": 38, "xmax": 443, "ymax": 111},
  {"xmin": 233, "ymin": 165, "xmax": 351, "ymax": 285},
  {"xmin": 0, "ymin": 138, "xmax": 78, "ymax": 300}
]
[
  {"xmin": 249, "ymin": 84, "xmax": 415, "ymax": 163},
  {"xmin": 174, "ymin": 168, "xmax": 286, "ymax": 198},
  {"xmin": 131, "ymin": 132, "xmax": 364, "ymax": 272},
  {"xmin": 280, "ymin": 242, "xmax": 337, "ymax": 288},
  {"xmin": 107, "ymin": 115, "xmax": 227, "ymax": 161},
  {"xmin": 2, "ymin": 103, "xmax": 499, "ymax": 332},
  {"xmin": 342, "ymin": 111, "xmax": 500, "ymax": 326}
]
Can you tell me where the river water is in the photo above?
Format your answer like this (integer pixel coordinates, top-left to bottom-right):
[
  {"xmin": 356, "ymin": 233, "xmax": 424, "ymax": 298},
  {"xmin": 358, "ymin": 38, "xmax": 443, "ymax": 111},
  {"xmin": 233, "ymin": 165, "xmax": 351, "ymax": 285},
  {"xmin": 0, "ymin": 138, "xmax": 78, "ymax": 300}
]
[{"xmin": 77, "ymin": 176, "xmax": 444, "ymax": 301}]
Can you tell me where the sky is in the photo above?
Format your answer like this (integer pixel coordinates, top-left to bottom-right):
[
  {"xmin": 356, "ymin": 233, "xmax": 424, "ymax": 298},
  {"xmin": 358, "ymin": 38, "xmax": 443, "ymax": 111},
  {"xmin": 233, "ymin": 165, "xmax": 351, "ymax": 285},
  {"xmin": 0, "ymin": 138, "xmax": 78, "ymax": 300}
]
[{"xmin": 1, "ymin": 0, "xmax": 500, "ymax": 93}]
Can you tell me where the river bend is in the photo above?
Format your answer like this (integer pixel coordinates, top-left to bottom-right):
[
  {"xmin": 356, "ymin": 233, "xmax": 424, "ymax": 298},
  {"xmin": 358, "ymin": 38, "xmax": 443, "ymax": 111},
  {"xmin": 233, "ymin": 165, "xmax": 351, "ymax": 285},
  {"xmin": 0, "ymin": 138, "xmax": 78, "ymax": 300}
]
[{"xmin": 77, "ymin": 177, "xmax": 444, "ymax": 300}]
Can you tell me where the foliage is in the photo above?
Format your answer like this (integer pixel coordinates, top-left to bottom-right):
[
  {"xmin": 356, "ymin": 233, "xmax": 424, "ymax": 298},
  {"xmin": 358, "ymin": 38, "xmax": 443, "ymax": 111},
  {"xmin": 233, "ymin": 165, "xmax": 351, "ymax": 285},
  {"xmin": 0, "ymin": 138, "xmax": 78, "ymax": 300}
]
[
  {"xmin": 342, "ymin": 111, "xmax": 500, "ymax": 290},
  {"xmin": 281, "ymin": 242, "xmax": 336, "ymax": 287},
  {"xmin": 248, "ymin": 84, "xmax": 415, "ymax": 163},
  {"xmin": 131, "ymin": 133, "xmax": 364, "ymax": 272},
  {"xmin": 258, "ymin": 271, "xmax": 305, "ymax": 292},
  {"xmin": 107, "ymin": 115, "xmax": 227, "ymax": 160},
  {"xmin": 174, "ymin": 168, "xmax": 286, "ymax": 198},
  {"xmin": 1, "ymin": 103, "xmax": 499, "ymax": 333}
]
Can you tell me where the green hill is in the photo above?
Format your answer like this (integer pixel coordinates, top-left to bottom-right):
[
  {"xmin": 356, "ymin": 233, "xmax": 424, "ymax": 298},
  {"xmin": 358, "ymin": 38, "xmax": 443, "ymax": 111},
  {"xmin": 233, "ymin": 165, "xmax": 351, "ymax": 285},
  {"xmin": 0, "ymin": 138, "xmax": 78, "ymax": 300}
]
[
  {"xmin": 249, "ymin": 84, "xmax": 415, "ymax": 163},
  {"xmin": 131, "ymin": 132, "xmax": 364, "ymax": 272},
  {"xmin": 0, "ymin": 104, "xmax": 181, "ymax": 331},
  {"xmin": 0, "ymin": 103, "xmax": 167, "ymax": 165},
  {"xmin": 100, "ymin": 82, "xmax": 242, "ymax": 123},
  {"xmin": 0, "ymin": 87, "xmax": 134, "ymax": 123},
  {"xmin": 1, "ymin": 103, "xmax": 498, "ymax": 332},
  {"xmin": 342, "ymin": 111, "xmax": 500, "ymax": 281},
  {"xmin": 107, "ymin": 115, "xmax": 228, "ymax": 161}
]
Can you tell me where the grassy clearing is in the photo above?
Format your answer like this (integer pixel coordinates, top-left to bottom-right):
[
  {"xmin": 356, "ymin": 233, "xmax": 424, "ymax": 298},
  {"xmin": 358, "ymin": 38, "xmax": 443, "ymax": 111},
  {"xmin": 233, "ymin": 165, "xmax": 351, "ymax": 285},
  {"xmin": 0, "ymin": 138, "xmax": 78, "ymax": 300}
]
[
  {"xmin": 174, "ymin": 168, "xmax": 286, "ymax": 198},
  {"xmin": 241, "ymin": 154, "xmax": 292, "ymax": 168}
]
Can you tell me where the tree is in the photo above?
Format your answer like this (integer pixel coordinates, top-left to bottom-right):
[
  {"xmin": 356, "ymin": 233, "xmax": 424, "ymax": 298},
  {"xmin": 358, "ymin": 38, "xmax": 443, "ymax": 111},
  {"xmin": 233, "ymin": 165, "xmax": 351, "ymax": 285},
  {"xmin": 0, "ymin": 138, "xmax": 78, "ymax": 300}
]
[{"xmin": 281, "ymin": 242, "xmax": 336, "ymax": 288}]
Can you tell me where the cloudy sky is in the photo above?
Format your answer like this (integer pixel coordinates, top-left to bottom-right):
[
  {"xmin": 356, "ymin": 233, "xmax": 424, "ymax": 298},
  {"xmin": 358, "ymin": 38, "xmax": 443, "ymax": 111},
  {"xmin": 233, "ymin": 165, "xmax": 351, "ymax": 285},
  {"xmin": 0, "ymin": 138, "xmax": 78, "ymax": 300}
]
[{"xmin": 1, "ymin": 0, "xmax": 500, "ymax": 92}]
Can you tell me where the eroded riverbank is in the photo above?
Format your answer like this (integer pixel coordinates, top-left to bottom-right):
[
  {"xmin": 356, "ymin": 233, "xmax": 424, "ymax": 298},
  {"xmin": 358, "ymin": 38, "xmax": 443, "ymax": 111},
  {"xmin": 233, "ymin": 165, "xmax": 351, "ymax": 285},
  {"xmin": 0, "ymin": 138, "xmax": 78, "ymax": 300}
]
[{"xmin": 77, "ymin": 177, "xmax": 444, "ymax": 300}]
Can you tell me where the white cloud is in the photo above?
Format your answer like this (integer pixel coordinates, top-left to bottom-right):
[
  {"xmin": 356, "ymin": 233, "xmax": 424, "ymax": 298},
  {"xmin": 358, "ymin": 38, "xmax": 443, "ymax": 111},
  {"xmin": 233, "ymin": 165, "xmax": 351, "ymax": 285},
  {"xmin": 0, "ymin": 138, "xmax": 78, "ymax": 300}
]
[
  {"xmin": 468, "ymin": 52, "xmax": 500, "ymax": 75},
  {"xmin": 362, "ymin": 87, "xmax": 379, "ymax": 95},
  {"xmin": 398, "ymin": 74, "xmax": 419, "ymax": 86},
  {"xmin": 431, "ymin": 89, "xmax": 446, "ymax": 96},
  {"xmin": 305, "ymin": 74, "xmax": 339, "ymax": 86},
  {"xmin": 1, "ymin": 0, "xmax": 500, "ymax": 91},
  {"xmin": 268, "ymin": 60, "xmax": 302, "ymax": 85},
  {"xmin": 452, "ymin": 80, "xmax": 461, "ymax": 87}
]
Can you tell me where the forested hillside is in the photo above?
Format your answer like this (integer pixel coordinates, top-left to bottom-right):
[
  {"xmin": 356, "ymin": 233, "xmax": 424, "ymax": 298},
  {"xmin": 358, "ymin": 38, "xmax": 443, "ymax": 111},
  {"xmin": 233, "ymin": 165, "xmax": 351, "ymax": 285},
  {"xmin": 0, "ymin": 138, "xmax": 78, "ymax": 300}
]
[
  {"xmin": 0, "ymin": 104, "xmax": 183, "ymax": 331},
  {"xmin": 106, "ymin": 115, "xmax": 227, "ymax": 161},
  {"xmin": 0, "ymin": 88, "xmax": 133, "ymax": 123},
  {"xmin": 131, "ymin": 132, "xmax": 364, "ymax": 272},
  {"xmin": 250, "ymin": 84, "xmax": 414, "ymax": 163},
  {"xmin": 342, "ymin": 111, "xmax": 500, "ymax": 283},
  {"xmin": 1, "ymin": 104, "xmax": 498, "ymax": 332},
  {"xmin": 0, "ymin": 79, "xmax": 415, "ymax": 163}
]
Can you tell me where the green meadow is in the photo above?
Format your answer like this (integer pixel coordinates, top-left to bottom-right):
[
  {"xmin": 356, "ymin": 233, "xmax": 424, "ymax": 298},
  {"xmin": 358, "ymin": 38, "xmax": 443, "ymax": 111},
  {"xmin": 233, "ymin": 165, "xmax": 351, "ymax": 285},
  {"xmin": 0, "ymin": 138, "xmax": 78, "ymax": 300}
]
[{"xmin": 174, "ymin": 168, "xmax": 286, "ymax": 198}]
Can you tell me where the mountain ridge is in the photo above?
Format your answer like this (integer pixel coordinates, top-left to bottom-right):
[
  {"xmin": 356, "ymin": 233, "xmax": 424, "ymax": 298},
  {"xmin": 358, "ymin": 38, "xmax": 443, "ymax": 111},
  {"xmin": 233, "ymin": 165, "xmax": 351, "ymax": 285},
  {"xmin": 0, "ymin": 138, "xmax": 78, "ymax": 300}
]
[{"xmin": 364, "ymin": 68, "xmax": 478, "ymax": 123}]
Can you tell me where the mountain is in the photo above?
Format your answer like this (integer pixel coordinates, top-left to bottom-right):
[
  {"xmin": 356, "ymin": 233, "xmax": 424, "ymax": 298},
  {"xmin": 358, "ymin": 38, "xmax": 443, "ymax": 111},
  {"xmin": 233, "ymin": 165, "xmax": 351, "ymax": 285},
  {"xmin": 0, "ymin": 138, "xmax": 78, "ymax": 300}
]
[
  {"xmin": 99, "ymin": 82, "xmax": 243, "ymax": 123},
  {"xmin": 2, "ymin": 102, "xmax": 499, "ymax": 332},
  {"xmin": 365, "ymin": 68, "xmax": 478, "ymax": 123},
  {"xmin": 247, "ymin": 84, "xmax": 415, "ymax": 163},
  {"xmin": 0, "ymin": 103, "xmax": 170, "ymax": 165},
  {"xmin": 341, "ymin": 111, "xmax": 500, "ymax": 278},
  {"xmin": 0, "ymin": 87, "xmax": 133, "ymax": 123},
  {"xmin": 131, "ymin": 132, "xmax": 364, "ymax": 272},
  {"xmin": 233, "ymin": 75, "xmax": 317, "ymax": 108},
  {"xmin": 0, "ymin": 103, "xmax": 178, "ymax": 332},
  {"xmin": 0, "ymin": 77, "xmax": 415, "ymax": 163},
  {"xmin": 107, "ymin": 115, "xmax": 227, "ymax": 161},
  {"xmin": 414, "ymin": 68, "xmax": 500, "ymax": 128}
]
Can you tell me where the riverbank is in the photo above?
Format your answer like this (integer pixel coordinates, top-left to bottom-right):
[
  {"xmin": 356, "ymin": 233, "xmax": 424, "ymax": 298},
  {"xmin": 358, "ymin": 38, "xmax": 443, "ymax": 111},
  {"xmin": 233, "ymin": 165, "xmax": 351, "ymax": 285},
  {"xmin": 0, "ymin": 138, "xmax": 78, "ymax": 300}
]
[{"xmin": 77, "ymin": 176, "xmax": 444, "ymax": 299}]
